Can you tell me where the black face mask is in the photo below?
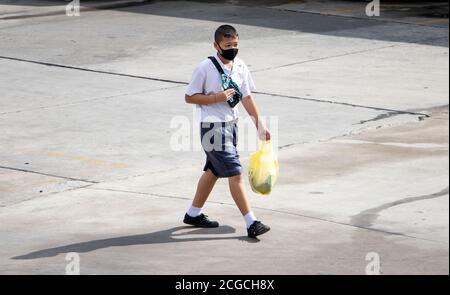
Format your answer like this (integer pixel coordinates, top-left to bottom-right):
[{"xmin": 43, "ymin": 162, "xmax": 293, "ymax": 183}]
[{"xmin": 218, "ymin": 45, "xmax": 239, "ymax": 61}]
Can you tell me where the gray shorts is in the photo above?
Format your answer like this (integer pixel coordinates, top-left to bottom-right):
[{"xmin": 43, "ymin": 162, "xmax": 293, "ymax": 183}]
[{"xmin": 200, "ymin": 120, "xmax": 242, "ymax": 178}]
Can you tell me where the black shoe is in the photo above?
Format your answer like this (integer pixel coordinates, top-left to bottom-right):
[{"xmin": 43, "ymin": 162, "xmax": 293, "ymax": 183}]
[
  {"xmin": 183, "ymin": 213, "xmax": 219, "ymax": 228},
  {"xmin": 247, "ymin": 221, "xmax": 270, "ymax": 238}
]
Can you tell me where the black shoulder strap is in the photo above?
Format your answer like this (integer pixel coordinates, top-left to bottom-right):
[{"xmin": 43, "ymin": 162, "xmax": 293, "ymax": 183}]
[{"xmin": 208, "ymin": 56, "xmax": 224, "ymax": 75}]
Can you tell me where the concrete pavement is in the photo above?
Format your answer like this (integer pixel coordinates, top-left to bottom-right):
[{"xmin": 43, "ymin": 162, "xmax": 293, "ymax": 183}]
[{"xmin": 0, "ymin": 0, "xmax": 448, "ymax": 274}]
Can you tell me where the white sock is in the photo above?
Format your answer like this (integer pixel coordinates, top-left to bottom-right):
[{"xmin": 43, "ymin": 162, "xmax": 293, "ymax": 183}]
[
  {"xmin": 244, "ymin": 211, "xmax": 257, "ymax": 229},
  {"xmin": 187, "ymin": 205, "xmax": 203, "ymax": 217}
]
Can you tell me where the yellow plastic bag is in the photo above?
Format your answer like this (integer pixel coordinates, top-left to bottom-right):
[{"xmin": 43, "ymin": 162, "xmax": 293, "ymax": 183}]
[{"xmin": 248, "ymin": 140, "xmax": 279, "ymax": 195}]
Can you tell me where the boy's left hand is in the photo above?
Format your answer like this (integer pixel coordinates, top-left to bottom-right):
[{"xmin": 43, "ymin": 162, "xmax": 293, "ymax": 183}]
[{"xmin": 258, "ymin": 126, "xmax": 271, "ymax": 141}]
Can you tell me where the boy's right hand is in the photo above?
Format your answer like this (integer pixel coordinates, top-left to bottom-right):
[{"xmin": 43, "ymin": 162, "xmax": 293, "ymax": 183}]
[{"xmin": 215, "ymin": 89, "xmax": 236, "ymax": 102}]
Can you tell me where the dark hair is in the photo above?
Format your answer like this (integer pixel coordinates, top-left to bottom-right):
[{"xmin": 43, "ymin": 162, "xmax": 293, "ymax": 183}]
[{"xmin": 214, "ymin": 25, "xmax": 239, "ymax": 43}]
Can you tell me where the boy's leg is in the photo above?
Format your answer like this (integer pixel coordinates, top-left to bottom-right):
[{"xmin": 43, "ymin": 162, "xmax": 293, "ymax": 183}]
[
  {"xmin": 192, "ymin": 169, "xmax": 219, "ymax": 208},
  {"xmin": 228, "ymin": 174, "xmax": 251, "ymax": 215},
  {"xmin": 228, "ymin": 174, "xmax": 270, "ymax": 238},
  {"xmin": 183, "ymin": 169, "xmax": 220, "ymax": 228}
]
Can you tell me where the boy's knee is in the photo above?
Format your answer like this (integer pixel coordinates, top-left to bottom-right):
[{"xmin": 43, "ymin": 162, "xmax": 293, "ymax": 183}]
[{"xmin": 229, "ymin": 173, "xmax": 244, "ymax": 183}]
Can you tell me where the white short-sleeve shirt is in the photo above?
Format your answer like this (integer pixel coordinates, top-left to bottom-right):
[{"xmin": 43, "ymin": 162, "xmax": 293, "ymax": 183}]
[{"xmin": 186, "ymin": 52, "xmax": 256, "ymax": 122}]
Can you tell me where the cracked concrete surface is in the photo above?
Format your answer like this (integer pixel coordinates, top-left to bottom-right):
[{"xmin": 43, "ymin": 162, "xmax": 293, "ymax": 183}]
[
  {"xmin": 0, "ymin": 0, "xmax": 448, "ymax": 274},
  {"xmin": 351, "ymin": 186, "xmax": 449, "ymax": 229}
]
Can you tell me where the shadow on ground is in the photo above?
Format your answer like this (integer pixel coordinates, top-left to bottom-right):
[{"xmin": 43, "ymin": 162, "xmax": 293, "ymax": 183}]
[
  {"xmin": 1, "ymin": 0, "xmax": 448, "ymax": 47},
  {"xmin": 12, "ymin": 225, "xmax": 258, "ymax": 260}
]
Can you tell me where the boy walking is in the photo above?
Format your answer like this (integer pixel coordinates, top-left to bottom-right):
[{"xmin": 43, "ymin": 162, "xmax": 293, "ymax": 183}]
[{"xmin": 184, "ymin": 25, "xmax": 271, "ymax": 239}]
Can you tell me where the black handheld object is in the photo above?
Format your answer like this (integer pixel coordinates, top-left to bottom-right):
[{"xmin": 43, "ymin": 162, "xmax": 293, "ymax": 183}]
[
  {"xmin": 225, "ymin": 79, "xmax": 242, "ymax": 108},
  {"xmin": 208, "ymin": 56, "xmax": 243, "ymax": 108}
]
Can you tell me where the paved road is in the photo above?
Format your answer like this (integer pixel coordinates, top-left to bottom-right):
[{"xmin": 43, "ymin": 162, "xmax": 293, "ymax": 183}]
[{"xmin": 0, "ymin": 0, "xmax": 448, "ymax": 274}]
